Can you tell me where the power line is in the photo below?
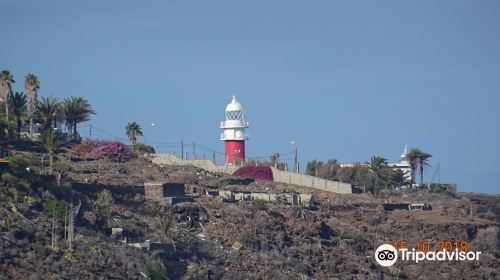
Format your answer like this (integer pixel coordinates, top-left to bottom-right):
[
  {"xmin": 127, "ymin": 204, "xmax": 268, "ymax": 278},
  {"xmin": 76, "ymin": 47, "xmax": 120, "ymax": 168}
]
[{"xmin": 88, "ymin": 125, "xmax": 129, "ymax": 142}]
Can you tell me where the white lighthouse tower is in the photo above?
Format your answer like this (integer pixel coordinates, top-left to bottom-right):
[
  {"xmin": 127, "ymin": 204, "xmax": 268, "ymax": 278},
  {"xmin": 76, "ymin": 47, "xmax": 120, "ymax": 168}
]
[{"xmin": 220, "ymin": 95, "xmax": 249, "ymax": 165}]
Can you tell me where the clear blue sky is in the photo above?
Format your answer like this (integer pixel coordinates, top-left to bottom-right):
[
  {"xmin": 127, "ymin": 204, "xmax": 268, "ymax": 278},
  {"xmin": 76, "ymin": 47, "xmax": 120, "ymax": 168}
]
[{"xmin": 1, "ymin": 0, "xmax": 499, "ymax": 193}]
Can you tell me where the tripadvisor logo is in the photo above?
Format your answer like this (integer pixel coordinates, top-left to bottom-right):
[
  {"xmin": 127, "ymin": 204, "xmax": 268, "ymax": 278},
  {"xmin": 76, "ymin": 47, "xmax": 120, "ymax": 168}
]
[
  {"xmin": 374, "ymin": 244, "xmax": 482, "ymax": 266},
  {"xmin": 375, "ymin": 244, "xmax": 398, "ymax": 267}
]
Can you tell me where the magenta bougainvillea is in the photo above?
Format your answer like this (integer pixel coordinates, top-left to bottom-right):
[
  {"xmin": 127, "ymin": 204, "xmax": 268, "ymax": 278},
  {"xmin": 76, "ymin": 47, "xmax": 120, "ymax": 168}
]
[
  {"xmin": 72, "ymin": 140, "xmax": 133, "ymax": 162},
  {"xmin": 232, "ymin": 166, "xmax": 273, "ymax": 181}
]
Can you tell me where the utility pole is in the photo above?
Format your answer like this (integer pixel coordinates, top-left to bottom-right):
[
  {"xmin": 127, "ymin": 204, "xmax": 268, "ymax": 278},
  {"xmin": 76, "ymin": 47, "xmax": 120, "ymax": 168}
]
[
  {"xmin": 151, "ymin": 123, "xmax": 156, "ymax": 153},
  {"xmin": 181, "ymin": 140, "xmax": 184, "ymax": 160},
  {"xmin": 192, "ymin": 142, "xmax": 196, "ymax": 160},
  {"xmin": 294, "ymin": 148, "xmax": 298, "ymax": 173}
]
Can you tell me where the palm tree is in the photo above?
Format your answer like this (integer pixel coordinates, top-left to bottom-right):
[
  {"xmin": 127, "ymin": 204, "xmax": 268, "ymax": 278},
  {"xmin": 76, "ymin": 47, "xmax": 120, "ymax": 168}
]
[
  {"xmin": 0, "ymin": 70, "xmax": 15, "ymax": 122},
  {"xmin": 405, "ymin": 148, "xmax": 421, "ymax": 187},
  {"xmin": 25, "ymin": 74, "xmax": 40, "ymax": 137},
  {"xmin": 417, "ymin": 151, "xmax": 432, "ymax": 186},
  {"xmin": 61, "ymin": 96, "xmax": 95, "ymax": 141},
  {"xmin": 36, "ymin": 96, "xmax": 60, "ymax": 132},
  {"xmin": 125, "ymin": 122, "xmax": 143, "ymax": 146},
  {"xmin": 9, "ymin": 92, "xmax": 27, "ymax": 140},
  {"xmin": 42, "ymin": 128, "xmax": 63, "ymax": 175},
  {"xmin": 366, "ymin": 156, "xmax": 391, "ymax": 192}
]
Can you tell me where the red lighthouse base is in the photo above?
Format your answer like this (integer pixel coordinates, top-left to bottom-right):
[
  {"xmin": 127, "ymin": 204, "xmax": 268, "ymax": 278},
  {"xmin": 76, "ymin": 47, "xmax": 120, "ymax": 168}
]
[{"xmin": 224, "ymin": 140, "xmax": 245, "ymax": 165}]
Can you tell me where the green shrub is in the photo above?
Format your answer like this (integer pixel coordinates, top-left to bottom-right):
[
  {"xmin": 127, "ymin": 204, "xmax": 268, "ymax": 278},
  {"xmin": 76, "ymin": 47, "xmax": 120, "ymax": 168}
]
[
  {"xmin": 146, "ymin": 264, "xmax": 168, "ymax": 280},
  {"xmin": 251, "ymin": 199, "xmax": 269, "ymax": 212},
  {"xmin": 1, "ymin": 172, "xmax": 31, "ymax": 190},
  {"xmin": 6, "ymin": 155, "xmax": 29, "ymax": 175},
  {"xmin": 133, "ymin": 143, "xmax": 155, "ymax": 154},
  {"xmin": 238, "ymin": 229, "xmax": 259, "ymax": 249},
  {"xmin": 44, "ymin": 199, "xmax": 69, "ymax": 224}
]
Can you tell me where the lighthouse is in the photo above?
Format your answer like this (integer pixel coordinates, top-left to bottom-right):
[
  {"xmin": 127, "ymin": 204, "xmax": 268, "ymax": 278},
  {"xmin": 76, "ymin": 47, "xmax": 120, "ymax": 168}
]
[{"xmin": 220, "ymin": 95, "xmax": 249, "ymax": 165}]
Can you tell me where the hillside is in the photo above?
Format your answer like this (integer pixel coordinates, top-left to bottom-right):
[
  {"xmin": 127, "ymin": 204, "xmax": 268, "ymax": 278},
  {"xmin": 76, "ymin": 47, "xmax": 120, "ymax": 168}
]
[{"xmin": 0, "ymin": 155, "xmax": 499, "ymax": 279}]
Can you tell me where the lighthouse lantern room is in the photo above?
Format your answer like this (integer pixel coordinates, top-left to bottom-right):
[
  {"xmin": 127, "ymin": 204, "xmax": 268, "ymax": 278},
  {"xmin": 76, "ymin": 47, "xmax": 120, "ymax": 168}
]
[{"xmin": 220, "ymin": 95, "xmax": 249, "ymax": 165}]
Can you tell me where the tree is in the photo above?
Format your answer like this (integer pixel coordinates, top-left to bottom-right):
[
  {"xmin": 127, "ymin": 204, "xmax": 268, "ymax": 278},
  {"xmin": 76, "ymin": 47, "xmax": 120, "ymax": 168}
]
[
  {"xmin": 0, "ymin": 119, "xmax": 8, "ymax": 149},
  {"xmin": 388, "ymin": 169, "xmax": 407, "ymax": 187},
  {"xmin": 96, "ymin": 189, "xmax": 114, "ymax": 226},
  {"xmin": 42, "ymin": 128, "xmax": 63, "ymax": 174},
  {"xmin": 366, "ymin": 156, "xmax": 390, "ymax": 185},
  {"xmin": 269, "ymin": 153, "xmax": 280, "ymax": 168},
  {"xmin": 52, "ymin": 160, "xmax": 71, "ymax": 186},
  {"xmin": 417, "ymin": 151, "xmax": 432, "ymax": 186},
  {"xmin": 354, "ymin": 165, "xmax": 376, "ymax": 193},
  {"xmin": 25, "ymin": 73, "xmax": 40, "ymax": 137},
  {"xmin": 125, "ymin": 121, "xmax": 143, "ymax": 146},
  {"xmin": 405, "ymin": 147, "xmax": 432, "ymax": 186},
  {"xmin": 61, "ymin": 96, "xmax": 95, "ymax": 141},
  {"xmin": 9, "ymin": 92, "xmax": 27, "ymax": 140},
  {"xmin": 306, "ymin": 160, "xmax": 321, "ymax": 176},
  {"xmin": 405, "ymin": 148, "xmax": 421, "ymax": 187},
  {"xmin": 366, "ymin": 156, "xmax": 391, "ymax": 193},
  {"xmin": 36, "ymin": 96, "xmax": 60, "ymax": 132},
  {"xmin": 0, "ymin": 70, "xmax": 15, "ymax": 122}
]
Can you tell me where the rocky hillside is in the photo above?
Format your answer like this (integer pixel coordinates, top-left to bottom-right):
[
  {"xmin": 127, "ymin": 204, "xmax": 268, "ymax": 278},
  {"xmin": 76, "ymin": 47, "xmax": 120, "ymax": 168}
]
[{"xmin": 0, "ymin": 156, "xmax": 499, "ymax": 279}]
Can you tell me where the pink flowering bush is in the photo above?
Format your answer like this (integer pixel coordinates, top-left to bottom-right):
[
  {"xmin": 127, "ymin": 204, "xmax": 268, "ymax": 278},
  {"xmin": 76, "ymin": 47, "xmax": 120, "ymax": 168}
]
[
  {"xmin": 72, "ymin": 140, "xmax": 134, "ymax": 162},
  {"xmin": 233, "ymin": 166, "xmax": 273, "ymax": 181}
]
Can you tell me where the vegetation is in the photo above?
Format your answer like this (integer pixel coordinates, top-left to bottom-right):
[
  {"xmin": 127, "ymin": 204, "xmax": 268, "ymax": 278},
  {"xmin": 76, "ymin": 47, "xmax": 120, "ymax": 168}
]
[
  {"xmin": 24, "ymin": 73, "xmax": 40, "ymax": 137},
  {"xmin": 1, "ymin": 69, "xmax": 96, "ymax": 144},
  {"xmin": 306, "ymin": 156, "xmax": 409, "ymax": 194},
  {"xmin": 44, "ymin": 198, "xmax": 69, "ymax": 224},
  {"xmin": 233, "ymin": 166, "xmax": 273, "ymax": 181},
  {"xmin": 52, "ymin": 160, "xmax": 71, "ymax": 186},
  {"xmin": 133, "ymin": 142, "xmax": 155, "ymax": 154},
  {"xmin": 0, "ymin": 70, "xmax": 15, "ymax": 121},
  {"xmin": 5, "ymin": 155, "xmax": 29, "ymax": 175},
  {"xmin": 126, "ymin": 121, "xmax": 143, "ymax": 146},
  {"xmin": 61, "ymin": 96, "xmax": 95, "ymax": 141},
  {"xmin": 42, "ymin": 128, "xmax": 64, "ymax": 174},
  {"xmin": 404, "ymin": 148, "xmax": 432, "ymax": 186},
  {"xmin": 306, "ymin": 159, "xmax": 340, "ymax": 179},
  {"xmin": 36, "ymin": 96, "xmax": 61, "ymax": 132},
  {"xmin": 72, "ymin": 140, "xmax": 134, "ymax": 162},
  {"xmin": 9, "ymin": 91, "xmax": 27, "ymax": 139},
  {"xmin": 146, "ymin": 264, "xmax": 168, "ymax": 280}
]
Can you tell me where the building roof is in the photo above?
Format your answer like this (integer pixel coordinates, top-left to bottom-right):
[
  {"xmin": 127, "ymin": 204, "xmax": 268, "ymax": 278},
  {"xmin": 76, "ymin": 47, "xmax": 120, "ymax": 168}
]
[{"xmin": 225, "ymin": 95, "xmax": 243, "ymax": 112}]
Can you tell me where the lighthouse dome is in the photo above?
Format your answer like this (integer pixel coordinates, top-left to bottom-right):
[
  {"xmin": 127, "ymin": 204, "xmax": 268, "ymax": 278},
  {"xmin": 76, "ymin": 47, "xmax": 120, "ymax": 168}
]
[{"xmin": 226, "ymin": 95, "xmax": 243, "ymax": 112}]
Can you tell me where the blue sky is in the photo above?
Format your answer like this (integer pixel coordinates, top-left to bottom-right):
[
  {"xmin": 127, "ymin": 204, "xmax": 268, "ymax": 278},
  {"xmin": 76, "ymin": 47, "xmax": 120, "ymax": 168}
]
[{"xmin": 1, "ymin": 0, "xmax": 499, "ymax": 193}]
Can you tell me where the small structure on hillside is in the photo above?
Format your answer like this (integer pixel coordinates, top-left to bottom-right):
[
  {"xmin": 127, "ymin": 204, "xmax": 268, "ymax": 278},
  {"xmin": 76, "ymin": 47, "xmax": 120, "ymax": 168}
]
[
  {"xmin": 383, "ymin": 202, "xmax": 432, "ymax": 211},
  {"xmin": 144, "ymin": 182, "xmax": 194, "ymax": 205},
  {"xmin": 409, "ymin": 203, "xmax": 432, "ymax": 211}
]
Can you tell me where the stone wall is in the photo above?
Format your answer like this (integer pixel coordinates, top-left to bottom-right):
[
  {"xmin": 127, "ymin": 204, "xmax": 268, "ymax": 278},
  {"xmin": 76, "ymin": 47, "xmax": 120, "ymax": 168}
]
[
  {"xmin": 144, "ymin": 182, "xmax": 164, "ymax": 200},
  {"xmin": 208, "ymin": 190, "xmax": 314, "ymax": 207}
]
